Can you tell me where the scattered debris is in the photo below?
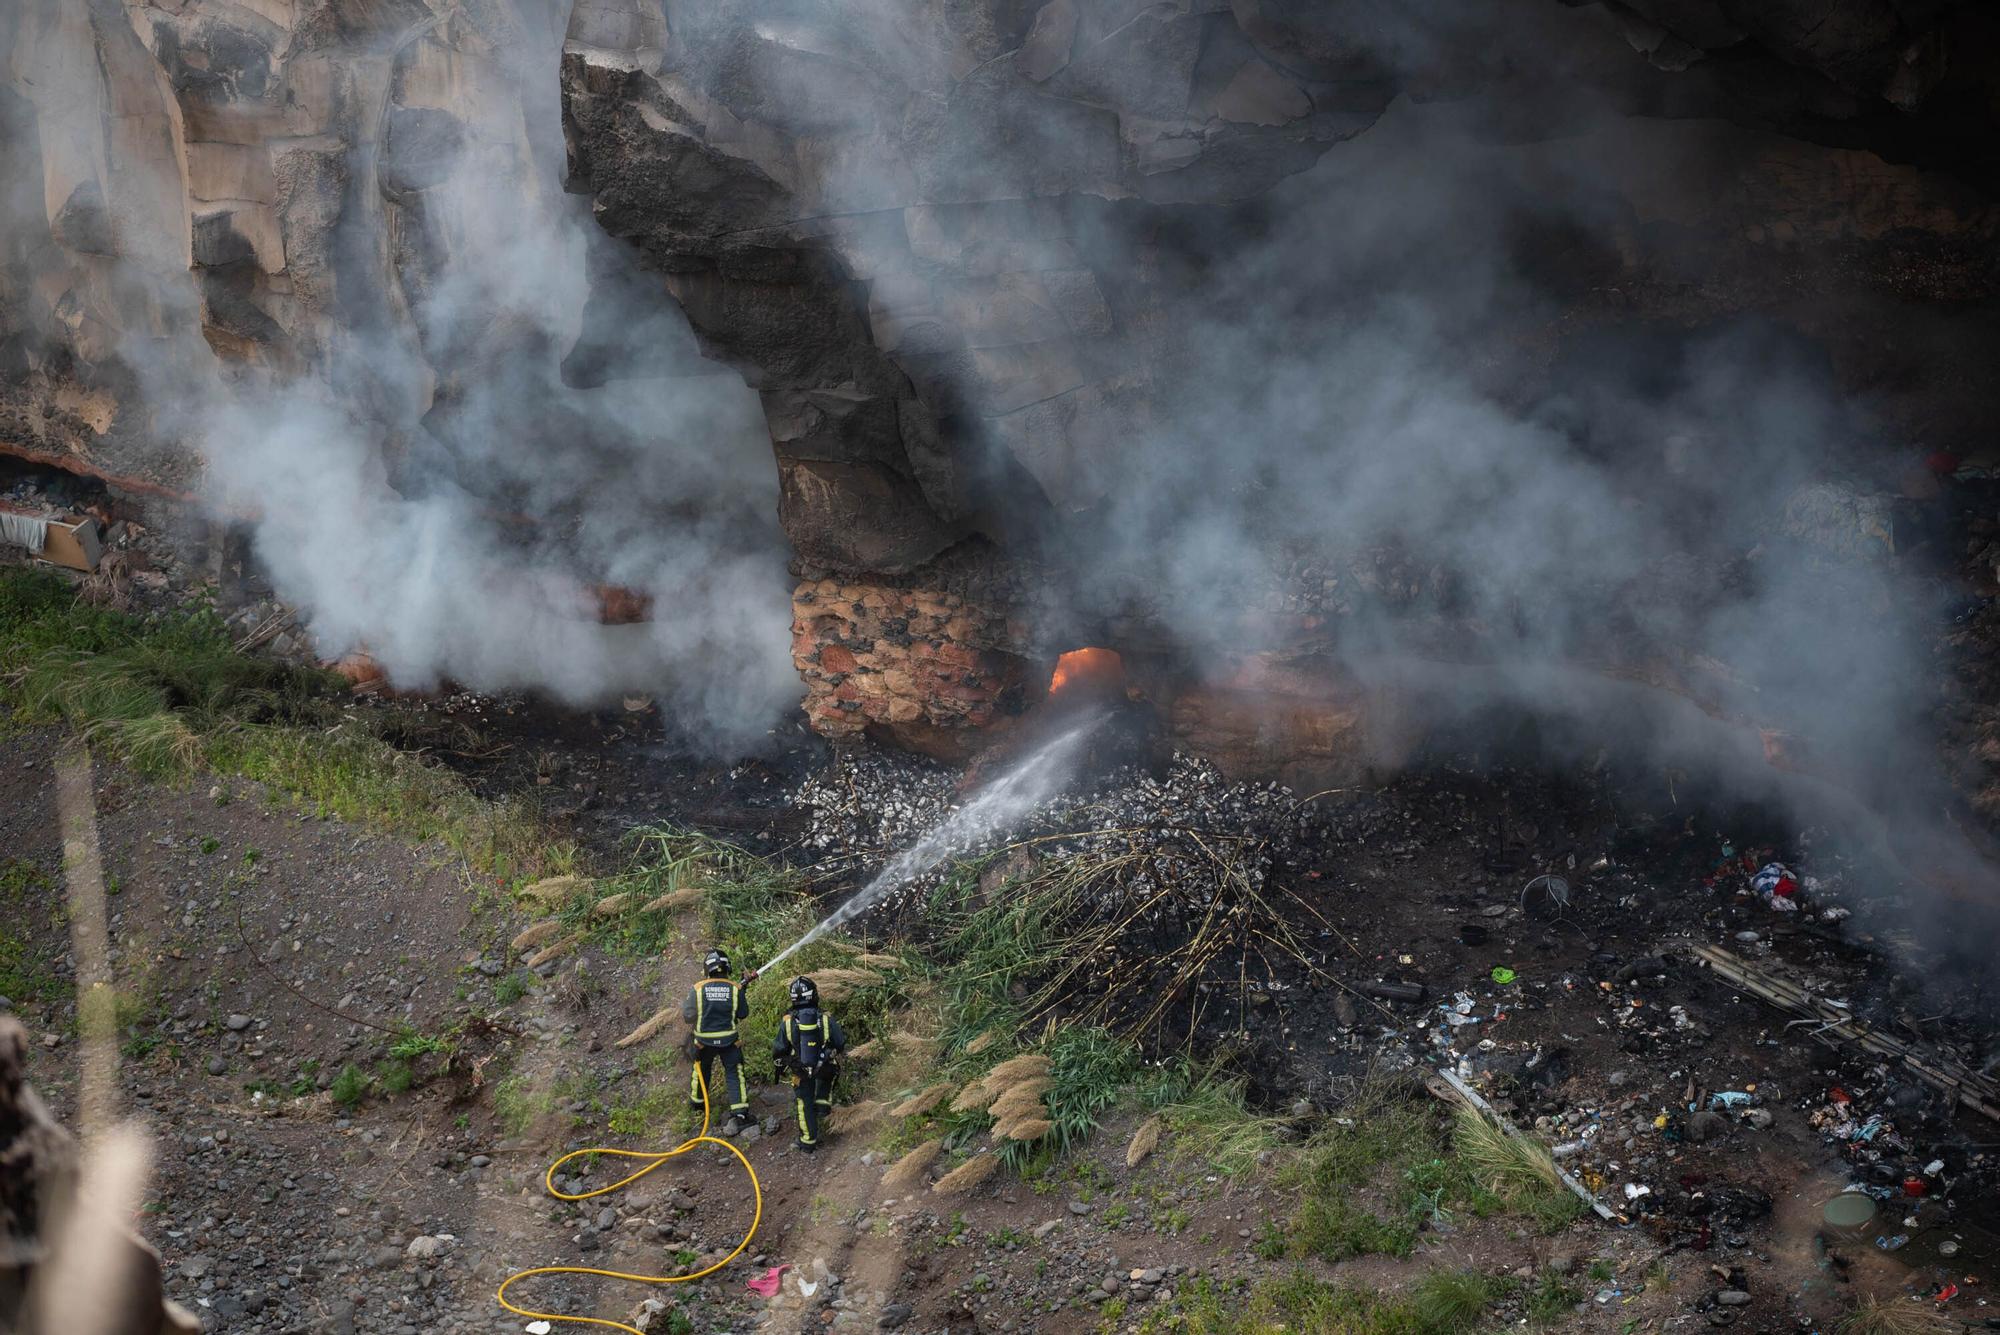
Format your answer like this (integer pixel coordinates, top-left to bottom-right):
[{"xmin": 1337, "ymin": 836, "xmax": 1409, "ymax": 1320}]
[
  {"xmin": 1520, "ymin": 874, "xmax": 1571, "ymax": 919},
  {"xmin": 0, "ymin": 501, "xmax": 101, "ymax": 572}
]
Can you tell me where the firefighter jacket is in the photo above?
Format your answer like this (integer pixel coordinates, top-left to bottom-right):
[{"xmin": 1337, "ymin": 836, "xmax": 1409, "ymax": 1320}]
[{"xmin": 682, "ymin": 977, "xmax": 749, "ymax": 1048}]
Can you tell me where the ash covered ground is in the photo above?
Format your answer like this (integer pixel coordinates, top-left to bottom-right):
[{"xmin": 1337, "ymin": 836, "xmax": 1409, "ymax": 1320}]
[{"xmin": 790, "ymin": 725, "xmax": 2000, "ymax": 1311}]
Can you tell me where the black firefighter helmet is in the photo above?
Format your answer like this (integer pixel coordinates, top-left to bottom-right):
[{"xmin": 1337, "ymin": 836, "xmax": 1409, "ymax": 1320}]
[
  {"xmin": 788, "ymin": 976, "xmax": 819, "ymax": 1009},
  {"xmin": 704, "ymin": 947, "xmax": 731, "ymax": 978}
]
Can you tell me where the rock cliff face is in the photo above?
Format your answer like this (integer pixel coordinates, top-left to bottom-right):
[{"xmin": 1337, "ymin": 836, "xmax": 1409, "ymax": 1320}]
[
  {"xmin": 2, "ymin": 0, "xmax": 579, "ymax": 486},
  {"xmin": 6, "ymin": 0, "xmax": 2000, "ymax": 793},
  {"xmin": 560, "ymin": 0, "xmax": 2000, "ymax": 578}
]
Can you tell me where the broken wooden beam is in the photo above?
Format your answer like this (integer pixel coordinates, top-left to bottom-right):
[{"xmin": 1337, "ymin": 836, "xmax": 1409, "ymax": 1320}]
[
  {"xmin": 1429, "ymin": 1067, "xmax": 1616, "ymax": 1221},
  {"xmin": 1691, "ymin": 944, "xmax": 2000, "ymax": 1124}
]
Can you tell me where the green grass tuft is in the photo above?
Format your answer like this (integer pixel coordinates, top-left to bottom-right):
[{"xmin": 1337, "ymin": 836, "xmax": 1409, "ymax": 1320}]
[
  {"xmin": 329, "ymin": 1064, "xmax": 369, "ymax": 1109},
  {"xmin": 1138, "ymin": 1065, "xmax": 1289, "ymax": 1177},
  {"xmin": 1836, "ymin": 1297, "xmax": 1949, "ymax": 1335},
  {"xmin": 1523, "ymin": 1269, "xmax": 1584, "ymax": 1325},
  {"xmin": 1036, "ymin": 1026, "xmax": 1138, "ymax": 1152},
  {"xmin": 1407, "ymin": 1269, "xmax": 1496, "ymax": 1330},
  {"xmin": 1158, "ymin": 1268, "xmax": 1499, "ymax": 1335},
  {"xmin": 1256, "ymin": 1075, "xmax": 1577, "ymax": 1265},
  {"xmin": 0, "ymin": 567, "xmax": 566, "ymax": 877},
  {"xmin": 1449, "ymin": 1105, "xmax": 1586, "ymax": 1231}
]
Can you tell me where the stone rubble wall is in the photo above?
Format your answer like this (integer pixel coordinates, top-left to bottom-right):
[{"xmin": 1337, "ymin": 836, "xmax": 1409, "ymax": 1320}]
[{"xmin": 791, "ymin": 576, "xmax": 1036, "ymax": 758}]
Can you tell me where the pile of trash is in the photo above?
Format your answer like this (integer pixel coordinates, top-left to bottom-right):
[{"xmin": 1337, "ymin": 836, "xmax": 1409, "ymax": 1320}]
[
  {"xmin": 1807, "ymin": 1080, "xmax": 1983, "ymax": 1213},
  {"xmin": 1702, "ymin": 841, "xmax": 1849, "ymax": 920},
  {"xmin": 1027, "ymin": 754, "xmax": 1316, "ymax": 895},
  {"xmin": 795, "ymin": 745, "xmax": 1332, "ymax": 1034}
]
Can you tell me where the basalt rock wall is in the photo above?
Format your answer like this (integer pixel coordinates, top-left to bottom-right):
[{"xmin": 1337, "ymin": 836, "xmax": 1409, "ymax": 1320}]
[{"xmin": 0, "ymin": 0, "xmax": 657, "ymax": 495}]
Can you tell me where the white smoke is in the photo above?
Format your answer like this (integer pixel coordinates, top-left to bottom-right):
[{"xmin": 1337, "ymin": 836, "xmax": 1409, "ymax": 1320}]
[
  {"xmin": 573, "ymin": 1, "xmax": 1983, "ymax": 871},
  {"xmin": 5, "ymin": 0, "xmax": 801, "ymax": 750}
]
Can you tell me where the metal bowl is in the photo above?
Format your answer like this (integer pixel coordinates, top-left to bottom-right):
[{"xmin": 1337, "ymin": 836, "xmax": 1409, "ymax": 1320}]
[{"xmin": 1520, "ymin": 874, "xmax": 1573, "ymax": 920}]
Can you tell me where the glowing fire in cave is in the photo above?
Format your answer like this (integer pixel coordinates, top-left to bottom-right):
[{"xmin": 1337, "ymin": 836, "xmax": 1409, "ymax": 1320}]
[{"xmin": 1049, "ymin": 647, "xmax": 1124, "ymax": 696}]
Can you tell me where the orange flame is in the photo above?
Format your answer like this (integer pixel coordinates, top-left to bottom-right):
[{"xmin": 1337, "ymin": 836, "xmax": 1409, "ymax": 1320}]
[{"xmin": 1049, "ymin": 647, "xmax": 1123, "ymax": 695}]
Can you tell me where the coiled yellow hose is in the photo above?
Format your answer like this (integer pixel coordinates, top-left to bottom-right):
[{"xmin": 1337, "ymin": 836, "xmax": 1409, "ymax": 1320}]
[{"xmin": 495, "ymin": 1064, "xmax": 764, "ymax": 1335}]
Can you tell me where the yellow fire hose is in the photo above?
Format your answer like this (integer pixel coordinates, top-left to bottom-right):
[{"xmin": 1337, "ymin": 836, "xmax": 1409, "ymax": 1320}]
[{"xmin": 495, "ymin": 1064, "xmax": 764, "ymax": 1335}]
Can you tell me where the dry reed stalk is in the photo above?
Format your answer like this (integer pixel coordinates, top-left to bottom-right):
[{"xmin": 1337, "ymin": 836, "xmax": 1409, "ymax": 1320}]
[
  {"xmin": 613, "ymin": 1005, "xmax": 679, "ymax": 1049},
  {"xmin": 880, "ymin": 1138, "xmax": 943, "ymax": 1195},
  {"xmin": 931, "ymin": 1153, "xmax": 1000, "ymax": 1196},
  {"xmin": 986, "ymin": 1081, "xmax": 1052, "ymax": 1124},
  {"xmin": 890, "ymin": 1082, "xmax": 955, "ymax": 1118},
  {"xmin": 640, "ymin": 886, "xmax": 706, "ymax": 913},
  {"xmin": 590, "ymin": 892, "xmax": 633, "ymax": 918},
  {"xmin": 984, "ymin": 1054, "xmax": 1051, "ymax": 1084},
  {"xmin": 994, "ymin": 1117, "xmax": 1053, "ymax": 1142},
  {"xmin": 516, "ymin": 874, "xmax": 590, "ymax": 909},
  {"xmin": 950, "ymin": 1076, "xmax": 998, "ymax": 1113},
  {"xmin": 523, "ymin": 933, "xmax": 582, "ymax": 969},
  {"xmin": 1125, "ymin": 1115, "xmax": 1163, "ymax": 1168},
  {"xmin": 808, "ymin": 968, "xmax": 884, "ymax": 1003},
  {"xmin": 854, "ymin": 953, "xmax": 904, "ymax": 970},
  {"xmin": 842, "ymin": 1099, "xmax": 889, "ymax": 1133},
  {"xmin": 510, "ymin": 920, "xmax": 562, "ymax": 953}
]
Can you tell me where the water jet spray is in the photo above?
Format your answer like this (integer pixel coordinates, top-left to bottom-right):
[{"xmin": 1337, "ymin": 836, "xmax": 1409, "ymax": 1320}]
[{"xmin": 749, "ymin": 713, "xmax": 1106, "ymax": 979}]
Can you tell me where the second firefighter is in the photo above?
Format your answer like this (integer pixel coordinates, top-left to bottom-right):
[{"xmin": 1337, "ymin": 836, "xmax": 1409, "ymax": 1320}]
[{"xmin": 772, "ymin": 976, "xmax": 846, "ymax": 1153}]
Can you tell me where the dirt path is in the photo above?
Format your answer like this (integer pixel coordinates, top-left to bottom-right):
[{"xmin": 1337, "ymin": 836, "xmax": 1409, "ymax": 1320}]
[
  {"xmin": 52, "ymin": 737, "xmax": 120, "ymax": 1134},
  {"xmin": 3, "ymin": 724, "xmax": 956, "ymax": 1334},
  {"xmin": 752, "ymin": 1117, "xmax": 911, "ymax": 1330}
]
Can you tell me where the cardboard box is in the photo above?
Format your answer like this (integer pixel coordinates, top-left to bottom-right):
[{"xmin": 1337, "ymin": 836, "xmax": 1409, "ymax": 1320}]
[{"xmin": 38, "ymin": 515, "xmax": 103, "ymax": 571}]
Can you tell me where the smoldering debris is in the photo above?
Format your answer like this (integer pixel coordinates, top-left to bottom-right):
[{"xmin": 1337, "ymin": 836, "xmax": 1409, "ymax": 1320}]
[
  {"xmin": 800, "ymin": 750, "xmax": 960, "ymax": 861},
  {"xmin": 801, "ymin": 750, "xmax": 1323, "ymax": 903}
]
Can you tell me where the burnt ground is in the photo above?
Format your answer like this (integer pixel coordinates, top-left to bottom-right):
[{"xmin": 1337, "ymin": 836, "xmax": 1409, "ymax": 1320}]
[
  {"xmin": 360, "ymin": 687, "xmax": 824, "ymax": 864},
  {"xmin": 7, "ymin": 698, "xmax": 2000, "ymax": 1335},
  {"xmin": 1252, "ymin": 760, "xmax": 2000, "ymax": 1320}
]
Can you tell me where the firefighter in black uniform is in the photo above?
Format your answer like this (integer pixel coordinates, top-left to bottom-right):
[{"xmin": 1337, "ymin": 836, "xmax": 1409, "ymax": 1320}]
[
  {"xmin": 681, "ymin": 948, "xmax": 755, "ymax": 1128},
  {"xmin": 772, "ymin": 976, "xmax": 846, "ymax": 1153}
]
